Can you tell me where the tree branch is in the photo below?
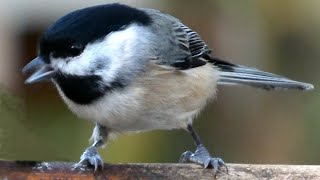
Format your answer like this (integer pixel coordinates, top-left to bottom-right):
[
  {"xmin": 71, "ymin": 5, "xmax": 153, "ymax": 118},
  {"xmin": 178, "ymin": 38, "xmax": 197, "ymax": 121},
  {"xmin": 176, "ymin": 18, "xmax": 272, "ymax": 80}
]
[{"xmin": 0, "ymin": 160, "xmax": 319, "ymax": 179}]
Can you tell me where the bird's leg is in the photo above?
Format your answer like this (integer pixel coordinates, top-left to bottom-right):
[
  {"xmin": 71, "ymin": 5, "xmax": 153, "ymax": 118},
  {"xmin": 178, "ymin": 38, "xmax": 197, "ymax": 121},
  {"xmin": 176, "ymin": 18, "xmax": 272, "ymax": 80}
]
[
  {"xmin": 179, "ymin": 124, "xmax": 228, "ymax": 176},
  {"xmin": 74, "ymin": 123, "xmax": 109, "ymax": 171}
]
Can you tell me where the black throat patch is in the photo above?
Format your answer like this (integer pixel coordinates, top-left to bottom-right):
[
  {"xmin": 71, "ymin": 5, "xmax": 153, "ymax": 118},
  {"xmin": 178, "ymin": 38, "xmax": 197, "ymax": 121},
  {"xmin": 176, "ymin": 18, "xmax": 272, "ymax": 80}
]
[{"xmin": 55, "ymin": 74, "xmax": 125, "ymax": 105}]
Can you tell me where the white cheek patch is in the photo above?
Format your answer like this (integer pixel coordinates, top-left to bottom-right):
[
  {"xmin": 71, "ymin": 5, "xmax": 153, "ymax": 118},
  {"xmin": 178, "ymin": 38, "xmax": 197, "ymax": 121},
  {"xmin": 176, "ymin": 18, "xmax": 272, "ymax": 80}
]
[{"xmin": 50, "ymin": 24, "xmax": 147, "ymax": 83}]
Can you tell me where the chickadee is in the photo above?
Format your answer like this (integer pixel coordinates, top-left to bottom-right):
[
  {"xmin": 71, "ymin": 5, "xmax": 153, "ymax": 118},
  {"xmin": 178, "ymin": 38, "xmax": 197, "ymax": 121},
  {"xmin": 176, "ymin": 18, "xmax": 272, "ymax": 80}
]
[{"xmin": 23, "ymin": 3, "xmax": 313, "ymax": 175}]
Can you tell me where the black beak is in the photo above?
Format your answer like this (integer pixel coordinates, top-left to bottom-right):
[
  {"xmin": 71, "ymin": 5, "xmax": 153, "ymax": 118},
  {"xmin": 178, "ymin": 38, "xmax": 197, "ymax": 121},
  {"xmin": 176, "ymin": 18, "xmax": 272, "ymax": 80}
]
[{"xmin": 22, "ymin": 57, "xmax": 57, "ymax": 84}]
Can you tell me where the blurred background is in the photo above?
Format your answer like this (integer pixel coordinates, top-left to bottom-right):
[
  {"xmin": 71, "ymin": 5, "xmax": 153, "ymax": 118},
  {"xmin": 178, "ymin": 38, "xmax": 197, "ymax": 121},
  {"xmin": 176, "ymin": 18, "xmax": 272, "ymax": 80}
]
[{"xmin": 0, "ymin": 0, "xmax": 319, "ymax": 165}]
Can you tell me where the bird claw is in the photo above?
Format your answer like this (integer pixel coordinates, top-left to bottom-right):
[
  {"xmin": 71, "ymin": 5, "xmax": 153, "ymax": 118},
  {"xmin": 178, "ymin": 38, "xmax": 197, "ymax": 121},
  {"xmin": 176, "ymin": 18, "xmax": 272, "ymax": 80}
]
[
  {"xmin": 179, "ymin": 144, "xmax": 228, "ymax": 177},
  {"xmin": 74, "ymin": 146, "xmax": 104, "ymax": 172}
]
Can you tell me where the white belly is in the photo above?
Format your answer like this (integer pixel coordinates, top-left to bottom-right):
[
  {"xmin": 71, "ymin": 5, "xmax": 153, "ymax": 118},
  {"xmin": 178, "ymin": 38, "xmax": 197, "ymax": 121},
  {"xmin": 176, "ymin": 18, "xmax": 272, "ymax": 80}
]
[{"xmin": 55, "ymin": 64, "xmax": 219, "ymax": 132}]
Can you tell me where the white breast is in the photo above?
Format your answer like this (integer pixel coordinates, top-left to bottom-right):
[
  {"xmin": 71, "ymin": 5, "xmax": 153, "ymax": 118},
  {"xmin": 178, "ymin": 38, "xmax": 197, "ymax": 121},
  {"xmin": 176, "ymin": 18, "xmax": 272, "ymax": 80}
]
[{"xmin": 54, "ymin": 63, "xmax": 219, "ymax": 133}]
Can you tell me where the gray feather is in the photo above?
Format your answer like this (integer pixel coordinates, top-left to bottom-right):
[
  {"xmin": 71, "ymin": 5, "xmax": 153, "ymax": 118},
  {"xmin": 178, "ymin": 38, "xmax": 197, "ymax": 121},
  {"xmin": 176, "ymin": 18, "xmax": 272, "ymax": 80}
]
[
  {"xmin": 143, "ymin": 8, "xmax": 210, "ymax": 69},
  {"xmin": 217, "ymin": 65, "xmax": 314, "ymax": 91}
]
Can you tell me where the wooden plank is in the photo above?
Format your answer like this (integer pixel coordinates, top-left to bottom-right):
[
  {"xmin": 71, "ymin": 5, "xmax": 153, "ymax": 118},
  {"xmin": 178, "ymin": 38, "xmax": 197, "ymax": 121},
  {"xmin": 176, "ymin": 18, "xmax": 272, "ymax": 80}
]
[{"xmin": 0, "ymin": 161, "xmax": 319, "ymax": 179}]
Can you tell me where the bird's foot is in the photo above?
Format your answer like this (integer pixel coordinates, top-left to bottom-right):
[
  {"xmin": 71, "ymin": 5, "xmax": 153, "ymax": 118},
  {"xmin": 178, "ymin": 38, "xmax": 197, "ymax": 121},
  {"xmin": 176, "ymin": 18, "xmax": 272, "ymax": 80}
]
[
  {"xmin": 179, "ymin": 144, "xmax": 228, "ymax": 176},
  {"xmin": 74, "ymin": 146, "xmax": 104, "ymax": 172}
]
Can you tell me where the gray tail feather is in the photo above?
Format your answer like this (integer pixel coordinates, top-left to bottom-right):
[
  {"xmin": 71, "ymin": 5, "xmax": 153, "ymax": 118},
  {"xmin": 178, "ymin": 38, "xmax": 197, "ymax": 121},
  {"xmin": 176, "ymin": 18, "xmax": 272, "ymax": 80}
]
[{"xmin": 210, "ymin": 58, "xmax": 314, "ymax": 91}]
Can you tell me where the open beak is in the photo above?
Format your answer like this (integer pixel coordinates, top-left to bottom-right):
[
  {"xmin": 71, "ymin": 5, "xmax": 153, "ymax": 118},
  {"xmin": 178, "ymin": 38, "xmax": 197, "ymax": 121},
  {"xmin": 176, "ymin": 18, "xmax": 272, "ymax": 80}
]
[{"xmin": 22, "ymin": 57, "xmax": 57, "ymax": 84}]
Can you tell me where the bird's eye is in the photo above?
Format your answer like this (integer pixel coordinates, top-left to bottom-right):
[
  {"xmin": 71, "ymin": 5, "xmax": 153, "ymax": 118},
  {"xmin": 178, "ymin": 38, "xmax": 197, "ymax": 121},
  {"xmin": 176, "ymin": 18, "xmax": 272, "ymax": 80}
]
[{"xmin": 70, "ymin": 43, "xmax": 84, "ymax": 56}]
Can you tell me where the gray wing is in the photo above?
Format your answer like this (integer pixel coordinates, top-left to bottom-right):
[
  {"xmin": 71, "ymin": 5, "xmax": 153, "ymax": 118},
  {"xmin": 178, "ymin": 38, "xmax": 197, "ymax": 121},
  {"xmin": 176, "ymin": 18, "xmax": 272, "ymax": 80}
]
[
  {"xmin": 169, "ymin": 21, "xmax": 211, "ymax": 69},
  {"xmin": 172, "ymin": 22, "xmax": 211, "ymax": 59},
  {"xmin": 144, "ymin": 9, "xmax": 211, "ymax": 69}
]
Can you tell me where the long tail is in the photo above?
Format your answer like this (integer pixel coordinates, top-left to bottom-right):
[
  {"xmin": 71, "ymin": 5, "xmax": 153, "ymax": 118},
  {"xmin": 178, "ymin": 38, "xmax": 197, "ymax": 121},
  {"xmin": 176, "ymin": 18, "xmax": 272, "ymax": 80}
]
[{"xmin": 208, "ymin": 57, "xmax": 314, "ymax": 91}]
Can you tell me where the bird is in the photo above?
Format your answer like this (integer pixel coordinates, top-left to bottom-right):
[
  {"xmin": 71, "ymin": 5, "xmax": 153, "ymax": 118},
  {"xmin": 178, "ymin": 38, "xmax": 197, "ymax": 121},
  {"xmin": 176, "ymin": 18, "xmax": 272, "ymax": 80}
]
[{"xmin": 22, "ymin": 3, "xmax": 314, "ymax": 175}]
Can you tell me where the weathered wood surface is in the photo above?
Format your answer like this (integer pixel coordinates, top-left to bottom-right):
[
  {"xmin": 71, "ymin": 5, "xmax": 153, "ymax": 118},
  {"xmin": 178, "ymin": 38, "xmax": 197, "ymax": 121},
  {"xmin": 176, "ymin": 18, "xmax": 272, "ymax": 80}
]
[{"xmin": 0, "ymin": 161, "xmax": 319, "ymax": 179}]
